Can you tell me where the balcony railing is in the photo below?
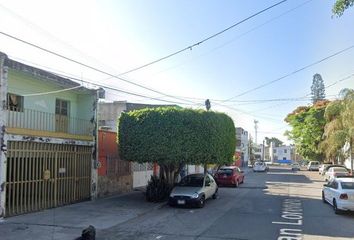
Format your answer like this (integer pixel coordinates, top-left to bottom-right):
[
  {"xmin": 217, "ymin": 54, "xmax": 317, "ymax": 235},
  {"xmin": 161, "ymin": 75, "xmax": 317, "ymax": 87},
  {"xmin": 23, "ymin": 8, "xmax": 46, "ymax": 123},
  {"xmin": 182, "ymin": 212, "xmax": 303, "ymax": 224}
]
[{"xmin": 7, "ymin": 108, "xmax": 94, "ymax": 136}]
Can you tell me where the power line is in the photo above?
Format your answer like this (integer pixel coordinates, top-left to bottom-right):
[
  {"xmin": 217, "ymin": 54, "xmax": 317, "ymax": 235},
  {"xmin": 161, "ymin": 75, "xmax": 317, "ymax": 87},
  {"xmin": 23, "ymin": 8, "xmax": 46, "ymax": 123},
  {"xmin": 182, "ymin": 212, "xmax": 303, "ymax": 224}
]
[
  {"xmin": 223, "ymin": 44, "xmax": 354, "ymax": 102},
  {"xmin": 114, "ymin": 0, "xmax": 288, "ymax": 76},
  {"xmin": 23, "ymin": 85, "xmax": 83, "ymax": 97},
  {"xmin": 214, "ymin": 72, "xmax": 354, "ymax": 121},
  {"xmin": 8, "ymin": 65, "xmax": 200, "ymax": 106},
  {"xmin": 0, "ymin": 31, "xmax": 198, "ymax": 105},
  {"xmin": 0, "ymin": 1, "xmax": 287, "ymax": 101},
  {"xmin": 244, "ymin": 73, "xmax": 354, "ymax": 115},
  {"xmin": 145, "ymin": 0, "xmax": 313, "ymax": 79}
]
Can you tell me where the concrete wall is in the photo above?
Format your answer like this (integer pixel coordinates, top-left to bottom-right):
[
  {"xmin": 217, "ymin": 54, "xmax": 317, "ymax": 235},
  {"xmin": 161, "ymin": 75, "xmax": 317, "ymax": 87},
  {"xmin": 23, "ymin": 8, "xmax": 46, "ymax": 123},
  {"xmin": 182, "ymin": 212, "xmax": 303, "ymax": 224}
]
[
  {"xmin": 97, "ymin": 175, "xmax": 133, "ymax": 198},
  {"xmin": 98, "ymin": 101, "xmax": 127, "ymax": 131}
]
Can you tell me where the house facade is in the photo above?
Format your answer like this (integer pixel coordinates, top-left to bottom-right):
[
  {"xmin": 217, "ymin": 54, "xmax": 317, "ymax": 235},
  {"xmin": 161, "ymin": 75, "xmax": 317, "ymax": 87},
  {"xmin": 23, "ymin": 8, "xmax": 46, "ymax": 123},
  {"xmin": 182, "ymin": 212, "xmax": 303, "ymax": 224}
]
[
  {"xmin": 0, "ymin": 53, "xmax": 100, "ymax": 217},
  {"xmin": 235, "ymin": 127, "xmax": 249, "ymax": 167},
  {"xmin": 269, "ymin": 143, "xmax": 293, "ymax": 163}
]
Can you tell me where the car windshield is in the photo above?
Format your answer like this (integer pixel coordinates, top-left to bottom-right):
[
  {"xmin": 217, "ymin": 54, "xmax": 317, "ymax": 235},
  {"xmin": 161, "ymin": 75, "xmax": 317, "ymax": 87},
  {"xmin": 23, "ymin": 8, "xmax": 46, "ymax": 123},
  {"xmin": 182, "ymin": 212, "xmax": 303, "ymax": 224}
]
[
  {"xmin": 217, "ymin": 169, "xmax": 233, "ymax": 176},
  {"xmin": 333, "ymin": 167, "xmax": 348, "ymax": 173},
  {"xmin": 179, "ymin": 175, "xmax": 204, "ymax": 187},
  {"xmin": 255, "ymin": 162, "xmax": 264, "ymax": 166},
  {"xmin": 341, "ymin": 182, "xmax": 354, "ymax": 189}
]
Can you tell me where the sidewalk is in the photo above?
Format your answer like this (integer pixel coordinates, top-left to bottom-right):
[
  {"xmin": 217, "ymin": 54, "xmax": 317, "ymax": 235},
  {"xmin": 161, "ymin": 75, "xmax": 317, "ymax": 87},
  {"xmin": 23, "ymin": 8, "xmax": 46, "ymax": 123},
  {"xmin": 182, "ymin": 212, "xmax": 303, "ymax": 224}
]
[{"xmin": 0, "ymin": 190, "xmax": 164, "ymax": 240}]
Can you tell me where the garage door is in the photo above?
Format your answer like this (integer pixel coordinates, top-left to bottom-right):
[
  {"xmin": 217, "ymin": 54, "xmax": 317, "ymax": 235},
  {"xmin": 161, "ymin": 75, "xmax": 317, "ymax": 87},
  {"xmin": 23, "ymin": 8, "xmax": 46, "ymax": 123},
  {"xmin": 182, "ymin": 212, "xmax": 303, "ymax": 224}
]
[{"xmin": 5, "ymin": 141, "xmax": 92, "ymax": 217}]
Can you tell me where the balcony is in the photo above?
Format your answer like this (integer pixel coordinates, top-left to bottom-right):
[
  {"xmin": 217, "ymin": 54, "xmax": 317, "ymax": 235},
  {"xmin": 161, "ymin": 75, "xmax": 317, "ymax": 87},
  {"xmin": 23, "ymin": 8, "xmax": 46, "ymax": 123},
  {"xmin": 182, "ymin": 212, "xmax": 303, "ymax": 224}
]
[{"xmin": 7, "ymin": 108, "xmax": 94, "ymax": 140}]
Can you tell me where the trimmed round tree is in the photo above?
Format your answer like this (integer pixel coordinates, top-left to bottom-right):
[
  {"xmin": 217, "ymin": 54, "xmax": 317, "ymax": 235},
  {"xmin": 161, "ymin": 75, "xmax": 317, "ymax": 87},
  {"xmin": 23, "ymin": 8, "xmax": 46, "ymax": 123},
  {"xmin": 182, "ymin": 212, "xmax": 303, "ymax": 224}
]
[{"xmin": 118, "ymin": 107, "xmax": 236, "ymax": 185}]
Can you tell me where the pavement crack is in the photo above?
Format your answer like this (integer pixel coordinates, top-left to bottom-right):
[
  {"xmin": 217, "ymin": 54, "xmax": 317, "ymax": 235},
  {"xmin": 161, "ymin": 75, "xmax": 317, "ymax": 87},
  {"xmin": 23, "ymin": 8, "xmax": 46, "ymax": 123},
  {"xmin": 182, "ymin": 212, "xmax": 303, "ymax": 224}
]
[{"xmin": 1, "ymin": 221, "xmax": 82, "ymax": 229}]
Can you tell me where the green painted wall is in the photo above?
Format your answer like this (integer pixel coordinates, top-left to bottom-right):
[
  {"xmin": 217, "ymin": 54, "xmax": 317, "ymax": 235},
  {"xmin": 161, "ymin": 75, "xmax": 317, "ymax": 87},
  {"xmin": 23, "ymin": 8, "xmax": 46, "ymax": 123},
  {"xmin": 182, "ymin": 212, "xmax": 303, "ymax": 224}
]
[{"xmin": 7, "ymin": 69, "xmax": 94, "ymax": 121}]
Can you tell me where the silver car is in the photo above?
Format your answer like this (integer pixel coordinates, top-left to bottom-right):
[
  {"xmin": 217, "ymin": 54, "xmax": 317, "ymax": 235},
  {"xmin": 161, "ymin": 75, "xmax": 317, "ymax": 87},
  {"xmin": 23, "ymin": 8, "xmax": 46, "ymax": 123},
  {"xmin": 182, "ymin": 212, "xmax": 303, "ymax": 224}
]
[{"xmin": 168, "ymin": 173, "xmax": 218, "ymax": 208}]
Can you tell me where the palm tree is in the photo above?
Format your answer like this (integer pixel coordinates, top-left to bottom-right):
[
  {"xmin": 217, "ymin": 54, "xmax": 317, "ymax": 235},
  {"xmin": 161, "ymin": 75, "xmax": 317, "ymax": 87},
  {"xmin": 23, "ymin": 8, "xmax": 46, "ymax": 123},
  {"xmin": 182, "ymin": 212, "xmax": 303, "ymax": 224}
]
[
  {"xmin": 321, "ymin": 90, "xmax": 354, "ymax": 173},
  {"xmin": 341, "ymin": 90, "xmax": 354, "ymax": 174},
  {"xmin": 321, "ymin": 100, "xmax": 346, "ymax": 163}
]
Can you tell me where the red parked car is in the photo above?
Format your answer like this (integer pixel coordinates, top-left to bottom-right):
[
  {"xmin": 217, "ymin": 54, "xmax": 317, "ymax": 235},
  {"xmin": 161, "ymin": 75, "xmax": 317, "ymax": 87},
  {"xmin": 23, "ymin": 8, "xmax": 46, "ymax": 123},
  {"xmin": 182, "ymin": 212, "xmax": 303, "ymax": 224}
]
[{"xmin": 214, "ymin": 166, "xmax": 245, "ymax": 187}]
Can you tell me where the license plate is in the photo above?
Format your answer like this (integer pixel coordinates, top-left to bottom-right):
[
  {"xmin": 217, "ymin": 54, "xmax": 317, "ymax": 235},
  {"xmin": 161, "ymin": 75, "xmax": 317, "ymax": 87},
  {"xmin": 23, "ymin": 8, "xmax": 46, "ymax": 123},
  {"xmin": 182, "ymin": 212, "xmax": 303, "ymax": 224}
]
[
  {"xmin": 223, "ymin": 175, "xmax": 227, "ymax": 178},
  {"xmin": 177, "ymin": 200, "xmax": 185, "ymax": 205}
]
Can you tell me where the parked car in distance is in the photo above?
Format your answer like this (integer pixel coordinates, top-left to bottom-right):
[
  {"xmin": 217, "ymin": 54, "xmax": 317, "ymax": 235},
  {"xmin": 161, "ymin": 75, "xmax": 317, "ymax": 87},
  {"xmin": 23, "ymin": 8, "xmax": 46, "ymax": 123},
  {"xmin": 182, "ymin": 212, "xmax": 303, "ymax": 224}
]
[
  {"xmin": 319, "ymin": 164, "xmax": 332, "ymax": 175},
  {"xmin": 291, "ymin": 162, "xmax": 301, "ymax": 171},
  {"xmin": 169, "ymin": 173, "xmax": 218, "ymax": 208},
  {"xmin": 253, "ymin": 161, "xmax": 267, "ymax": 172},
  {"xmin": 323, "ymin": 164, "xmax": 345, "ymax": 175},
  {"xmin": 325, "ymin": 167, "xmax": 350, "ymax": 181},
  {"xmin": 307, "ymin": 161, "xmax": 320, "ymax": 171},
  {"xmin": 214, "ymin": 166, "xmax": 244, "ymax": 187},
  {"xmin": 322, "ymin": 176, "xmax": 354, "ymax": 214}
]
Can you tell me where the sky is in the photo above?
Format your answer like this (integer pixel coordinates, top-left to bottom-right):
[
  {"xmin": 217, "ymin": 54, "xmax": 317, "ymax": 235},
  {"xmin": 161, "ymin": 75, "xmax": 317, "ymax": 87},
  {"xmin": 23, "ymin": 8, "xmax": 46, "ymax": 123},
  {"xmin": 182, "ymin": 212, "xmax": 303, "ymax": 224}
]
[{"xmin": 0, "ymin": 0, "xmax": 353, "ymax": 145}]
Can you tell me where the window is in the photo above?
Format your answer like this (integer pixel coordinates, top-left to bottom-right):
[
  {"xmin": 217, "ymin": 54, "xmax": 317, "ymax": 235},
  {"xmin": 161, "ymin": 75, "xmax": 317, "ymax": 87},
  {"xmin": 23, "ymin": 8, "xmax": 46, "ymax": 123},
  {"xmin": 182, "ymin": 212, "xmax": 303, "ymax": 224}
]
[
  {"xmin": 341, "ymin": 182, "xmax": 354, "ymax": 189},
  {"xmin": 55, "ymin": 99, "xmax": 69, "ymax": 116},
  {"xmin": 7, "ymin": 93, "xmax": 24, "ymax": 112},
  {"xmin": 273, "ymin": 149, "xmax": 276, "ymax": 153},
  {"xmin": 205, "ymin": 176, "xmax": 211, "ymax": 185},
  {"xmin": 284, "ymin": 149, "xmax": 287, "ymax": 153}
]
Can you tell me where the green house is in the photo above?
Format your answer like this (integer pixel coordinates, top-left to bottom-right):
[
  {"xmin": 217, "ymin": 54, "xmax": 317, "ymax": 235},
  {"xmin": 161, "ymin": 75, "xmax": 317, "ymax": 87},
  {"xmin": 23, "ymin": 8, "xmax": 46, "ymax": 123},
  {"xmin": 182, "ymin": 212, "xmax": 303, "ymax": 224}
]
[{"xmin": 0, "ymin": 52, "xmax": 101, "ymax": 217}]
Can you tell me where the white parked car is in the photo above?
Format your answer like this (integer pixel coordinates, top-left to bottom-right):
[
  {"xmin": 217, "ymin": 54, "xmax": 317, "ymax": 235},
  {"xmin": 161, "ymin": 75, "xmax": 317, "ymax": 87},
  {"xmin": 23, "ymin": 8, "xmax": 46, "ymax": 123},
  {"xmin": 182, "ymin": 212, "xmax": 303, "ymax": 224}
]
[
  {"xmin": 319, "ymin": 164, "xmax": 332, "ymax": 175},
  {"xmin": 253, "ymin": 162, "xmax": 267, "ymax": 172},
  {"xmin": 322, "ymin": 177, "xmax": 354, "ymax": 214},
  {"xmin": 291, "ymin": 162, "xmax": 301, "ymax": 171},
  {"xmin": 307, "ymin": 161, "xmax": 320, "ymax": 171},
  {"xmin": 324, "ymin": 167, "xmax": 350, "ymax": 181},
  {"xmin": 168, "ymin": 173, "xmax": 218, "ymax": 208}
]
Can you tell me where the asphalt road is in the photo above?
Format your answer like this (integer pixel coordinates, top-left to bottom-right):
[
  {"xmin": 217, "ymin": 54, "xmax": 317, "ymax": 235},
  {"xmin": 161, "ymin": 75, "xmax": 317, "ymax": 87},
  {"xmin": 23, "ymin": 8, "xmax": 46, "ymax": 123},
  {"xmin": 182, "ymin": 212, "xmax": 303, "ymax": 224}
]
[{"xmin": 98, "ymin": 166, "xmax": 354, "ymax": 240}]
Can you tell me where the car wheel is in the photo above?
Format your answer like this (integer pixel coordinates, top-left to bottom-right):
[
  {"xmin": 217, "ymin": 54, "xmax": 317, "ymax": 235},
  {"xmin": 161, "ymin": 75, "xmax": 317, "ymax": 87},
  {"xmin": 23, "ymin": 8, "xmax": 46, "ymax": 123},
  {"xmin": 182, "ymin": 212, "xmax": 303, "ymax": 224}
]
[
  {"xmin": 333, "ymin": 199, "xmax": 340, "ymax": 214},
  {"xmin": 322, "ymin": 191, "xmax": 326, "ymax": 203},
  {"xmin": 198, "ymin": 195, "xmax": 205, "ymax": 208},
  {"xmin": 212, "ymin": 188, "xmax": 218, "ymax": 199}
]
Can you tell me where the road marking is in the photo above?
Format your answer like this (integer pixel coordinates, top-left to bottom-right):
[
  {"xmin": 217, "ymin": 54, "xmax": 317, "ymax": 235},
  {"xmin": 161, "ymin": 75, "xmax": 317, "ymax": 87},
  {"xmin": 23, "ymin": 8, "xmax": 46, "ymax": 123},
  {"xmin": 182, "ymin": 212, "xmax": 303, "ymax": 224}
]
[{"xmin": 272, "ymin": 198, "xmax": 303, "ymax": 240}]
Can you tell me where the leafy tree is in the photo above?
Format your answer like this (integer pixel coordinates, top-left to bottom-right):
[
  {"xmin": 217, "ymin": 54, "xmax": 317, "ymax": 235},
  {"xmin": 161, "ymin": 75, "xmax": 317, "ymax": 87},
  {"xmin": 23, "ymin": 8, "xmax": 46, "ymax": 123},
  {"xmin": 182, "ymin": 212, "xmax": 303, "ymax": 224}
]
[
  {"xmin": 333, "ymin": 0, "xmax": 354, "ymax": 17},
  {"xmin": 285, "ymin": 100, "xmax": 329, "ymax": 162},
  {"xmin": 248, "ymin": 136, "xmax": 256, "ymax": 164},
  {"xmin": 311, "ymin": 73, "xmax": 326, "ymax": 104},
  {"xmin": 341, "ymin": 90, "xmax": 354, "ymax": 173},
  {"xmin": 320, "ymin": 100, "xmax": 346, "ymax": 163},
  {"xmin": 318, "ymin": 89, "xmax": 354, "ymax": 171},
  {"xmin": 265, "ymin": 137, "xmax": 283, "ymax": 147},
  {"xmin": 118, "ymin": 107, "xmax": 236, "ymax": 185}
]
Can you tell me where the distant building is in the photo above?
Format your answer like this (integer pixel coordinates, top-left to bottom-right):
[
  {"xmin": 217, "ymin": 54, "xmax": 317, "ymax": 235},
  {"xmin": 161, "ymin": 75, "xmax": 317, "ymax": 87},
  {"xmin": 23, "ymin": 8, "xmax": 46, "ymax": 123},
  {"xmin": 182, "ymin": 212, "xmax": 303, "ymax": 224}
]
[
  {"xmin": 269, "ymin": 143, "xmax": 294, "ymax": 163},
  {"xmin": 236, "ymin": 127, "xmax": 249, "ymax": 167},
  {"xmin": 254, "ymin": 144, "xmax": 265, "ymax": 161}
]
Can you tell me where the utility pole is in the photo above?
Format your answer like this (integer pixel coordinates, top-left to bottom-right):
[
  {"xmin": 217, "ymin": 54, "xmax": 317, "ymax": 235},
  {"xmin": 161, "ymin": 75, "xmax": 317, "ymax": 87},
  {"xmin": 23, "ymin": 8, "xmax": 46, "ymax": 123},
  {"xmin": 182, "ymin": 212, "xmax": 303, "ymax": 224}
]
[
  {"xmin": 204, "ymin": 99, "xmax": 211, "ymax": 175},
  {"xmin": 262, "ymin": 139, "xmax": 265, "ymax": 161},
  {"xmin": 254, "ymin": 120, "xmax": 258, "ymax": 145}
]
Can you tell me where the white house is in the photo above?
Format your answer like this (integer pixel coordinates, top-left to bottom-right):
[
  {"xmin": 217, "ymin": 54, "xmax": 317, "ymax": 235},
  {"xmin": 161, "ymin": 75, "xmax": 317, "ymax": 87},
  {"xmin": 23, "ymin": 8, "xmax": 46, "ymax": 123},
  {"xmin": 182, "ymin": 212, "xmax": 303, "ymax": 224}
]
[
  {"xmin": 236, "ymin": 127, "xmax": 249, "ymax": 166},
  {"xmin": 269, "ymin": 143, "xmax": 293, "ymax": 163}
]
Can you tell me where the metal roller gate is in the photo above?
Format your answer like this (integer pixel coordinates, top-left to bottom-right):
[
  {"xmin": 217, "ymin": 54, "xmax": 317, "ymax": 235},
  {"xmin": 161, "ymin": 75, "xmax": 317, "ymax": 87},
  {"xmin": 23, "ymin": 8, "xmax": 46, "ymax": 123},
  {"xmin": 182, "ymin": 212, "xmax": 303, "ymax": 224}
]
[{"xmin": 5, "ymin": 141, "xmax": 92, "ymax": 217}]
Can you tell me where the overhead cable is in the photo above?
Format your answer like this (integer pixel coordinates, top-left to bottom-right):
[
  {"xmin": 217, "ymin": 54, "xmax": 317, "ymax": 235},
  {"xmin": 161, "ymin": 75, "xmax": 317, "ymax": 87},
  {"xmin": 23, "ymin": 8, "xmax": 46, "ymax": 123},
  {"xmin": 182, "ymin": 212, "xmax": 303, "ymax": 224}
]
[
  {"xmin": 223, "ymin": 45, "xmax": 354, "ymax": 102},
  {"xmin": 114, "ymin": 0, "xmax": 288, "ymax": 76}
]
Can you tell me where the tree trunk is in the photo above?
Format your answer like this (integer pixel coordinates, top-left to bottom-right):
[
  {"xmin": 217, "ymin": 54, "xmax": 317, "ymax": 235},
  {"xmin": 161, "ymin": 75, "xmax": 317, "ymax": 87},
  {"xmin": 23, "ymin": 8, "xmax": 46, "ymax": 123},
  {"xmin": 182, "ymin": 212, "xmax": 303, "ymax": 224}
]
[
  {"xmin": 350, "ymin": 140, "xmax": 353, "ymax": 175},
  {"xmin": 158, "ymin": 163, "xmax": 181, "ymax": 186}
]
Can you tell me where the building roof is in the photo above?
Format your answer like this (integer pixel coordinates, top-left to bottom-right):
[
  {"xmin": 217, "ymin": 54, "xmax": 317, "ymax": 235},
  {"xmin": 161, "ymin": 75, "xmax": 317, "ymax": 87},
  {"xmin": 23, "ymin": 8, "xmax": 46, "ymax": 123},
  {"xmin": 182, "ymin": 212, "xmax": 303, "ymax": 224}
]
[{"xmin": 1, "ymin": 52, "xmax": 97, "ymax": 94}]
